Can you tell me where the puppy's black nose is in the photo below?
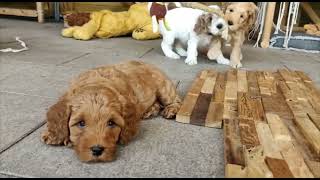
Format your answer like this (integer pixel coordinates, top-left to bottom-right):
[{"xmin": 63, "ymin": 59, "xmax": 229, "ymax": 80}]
[
  {"xmin": 228, "ymin": 21, "xmax": 233, "ymax": 26},
  {"xmin": 217, "ymin": 23, "xmax": 223, "ymax": 29},
  {"xmin": 91, "ymin": 145, "xmax": 104, "ymax": 156}
]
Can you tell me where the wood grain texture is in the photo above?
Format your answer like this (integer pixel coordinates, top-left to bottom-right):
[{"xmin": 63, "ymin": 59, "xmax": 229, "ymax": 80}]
[
  {"xmin": 244, "ymin": 146, "xmax": 273, "ymax": 178},
  {"xmin": 213, "ymin": 72, "xmax": 226, "ymax": 102},
  {"xmin": 256, "ymin": 122, "xmax": 282, "ymax": 159},
  {"xmin": 224, "ymin": 119, "xmax": 245, "ymax": 166},
  {"xmin": 223, "ymin": 100, "xmax": 238, "ymax": 120},
  {"xmin": 247, "ymin": 71, "xmax": 260, "ymax": 97},
  {"xmin": 265, "ymin": 157, "xmax": 294, "ymax": 178},
  {"xmin": 188, "ymin": 78, "xmax": 205, "ymax": 96},
  {"xmin": 201, "ymin": 76, "xmax": 217, "ymax": 94},
  {"xmin": 205, "ymin": 102, "xmax": 223, "ymax": 128},
  {"xmin": 239, "ymin": 118, "xmax": 260, "ymax": 149},
  {"xmin": 176, "ymin": 95, "xmax": 198, "ymax": 123},
  {"xmin": 225, "ymin": 70, "xmax": 237, "ymax": 100},
  {"xmin": 225, "ymin": 164, "xmax": 247, "ymax": 178},
  {"xmin": 237, "ymin": 70, "xmax": 248, "ymax": 92},
  {"xmin": 190, "ymin": 93, "xmax": 212, "ymax": 126},
  {"xmin": 266, "ymin": 113, "xmax": 292, "ymax": 141}
]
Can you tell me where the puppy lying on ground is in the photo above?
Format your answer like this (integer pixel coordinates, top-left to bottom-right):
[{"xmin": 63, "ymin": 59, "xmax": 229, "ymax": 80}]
[
  {"xmin": 158, "ymin": 6, "xmax": 230, "ymax": 66},
  {"xmin": 223, "ymin": 2, "xmax": 258, "ymax": 68},
  {"xmin": 41, "ymin": 61, "xmax": 181, "ymax": 162}
]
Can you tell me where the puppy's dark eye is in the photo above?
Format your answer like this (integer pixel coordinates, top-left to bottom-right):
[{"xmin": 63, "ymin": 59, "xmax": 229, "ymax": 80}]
[
  {"xmin": 78, "ymin": 120, "xmax": 85, "ymax": 128},
  {"xmin": 229, "ymin": 9, "xmax": 233, "ymax": 12},
  {"xmin": 107, "ymin": 120, "xmax": 116, "ymax": 128},
  {"xmin": 240, "ymin": 15, "xmax": 244, "ymax": 18}
]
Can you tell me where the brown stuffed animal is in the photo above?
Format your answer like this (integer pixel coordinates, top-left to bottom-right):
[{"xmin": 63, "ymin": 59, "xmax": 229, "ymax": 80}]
[{"xmin": 64, "ymin": 13, "xmax": 91, "ymax": 28}]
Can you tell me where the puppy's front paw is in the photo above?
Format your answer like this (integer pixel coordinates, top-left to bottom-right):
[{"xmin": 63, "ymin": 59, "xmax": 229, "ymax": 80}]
[
  {"xmin": 41, "ymin": 130, "xmax": 69, "ymax": 146},
  {"xmin": 230, "ymin": 61, "xmax": 243, "ymax": 68},
  {"xmin": 166, "ymin": 52, "xmax": 180, "ymax": 59},
  {"xmin": 217, "ymin": 57, "xmax": 230, "ymax": 65},
  {"xmin": 184, "ymin": 57, "xmax": 197, "ymax": 65},
  {"xmin": 161, "ymin": 104, "xmax": 181, "ymax": 119}
]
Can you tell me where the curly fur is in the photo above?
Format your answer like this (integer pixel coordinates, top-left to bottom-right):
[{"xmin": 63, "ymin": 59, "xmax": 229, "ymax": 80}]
[{"xmin": 41, "ymin": 61, "xmax": 181, "ymax": 162}]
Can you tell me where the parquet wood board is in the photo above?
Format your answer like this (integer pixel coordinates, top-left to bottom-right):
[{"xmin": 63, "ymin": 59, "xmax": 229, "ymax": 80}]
[{"xmin": 175, "ymin": 69, "xmax": 320, "ymax": 178}]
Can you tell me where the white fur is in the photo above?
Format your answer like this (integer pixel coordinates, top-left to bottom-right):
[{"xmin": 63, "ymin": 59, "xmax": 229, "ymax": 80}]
[{"xmin": 158, "ymin": 7, "xmax": 229, "ymax": 65}]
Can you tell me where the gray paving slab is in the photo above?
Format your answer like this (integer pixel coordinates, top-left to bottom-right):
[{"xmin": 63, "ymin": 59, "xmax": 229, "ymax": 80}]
[
  {"xmin": 0, "ymin": 118, "xmax": 224, "ymax": 178},
  {"xmin": 0, "ymin": 63, "xmax": 83, "ymax": 98},
  {"xmin": 0, "ymin": 92, "xmax": 55, "ymax": 152}
]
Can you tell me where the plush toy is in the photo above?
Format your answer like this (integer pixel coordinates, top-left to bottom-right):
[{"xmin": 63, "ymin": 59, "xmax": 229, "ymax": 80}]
[
  {"xmin": 304, "ymin": 24, "xmax": 320, "ymax": 36},
  {"xmin": 61, "ymin": 3, "xmax": 160, "ymax": 40}
]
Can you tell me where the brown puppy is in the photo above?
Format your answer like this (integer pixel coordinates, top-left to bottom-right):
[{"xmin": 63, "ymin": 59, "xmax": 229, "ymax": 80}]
[
  {"xmin": 223, "ymin": 2, "xmax": 258, "ymax": 68},
  {"xmin": 41, "ymin": 61, "xmax": 181, "ymax": 162}
]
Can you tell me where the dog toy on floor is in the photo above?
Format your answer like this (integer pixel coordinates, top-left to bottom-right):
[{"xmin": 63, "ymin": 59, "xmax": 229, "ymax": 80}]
[
  {"xmin": 61, "ymin": 3, "xmax": 160, "ymax": 41},
  {"xmin": 0, "ymin": 37, "xmax": 28, "ymax": 53}
]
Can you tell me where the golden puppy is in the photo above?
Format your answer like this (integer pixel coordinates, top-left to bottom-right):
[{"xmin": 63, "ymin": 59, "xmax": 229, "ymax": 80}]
[
  {"xmin": 223, "ymin": 2, "xmax": 258, "ymax": 68},
  {"xmin": 41, "ymin": 61, "xmax": 181, "ymax": 162}
]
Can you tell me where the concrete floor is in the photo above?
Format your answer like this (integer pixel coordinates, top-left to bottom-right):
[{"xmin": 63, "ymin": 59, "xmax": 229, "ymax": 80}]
[{"xmin": 0, "ymin": 17, "xmax": 319, "ymax": 178}]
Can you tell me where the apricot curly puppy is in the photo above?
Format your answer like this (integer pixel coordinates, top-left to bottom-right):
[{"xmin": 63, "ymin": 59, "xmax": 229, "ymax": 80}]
[{"xmin": 41, "ymin": 61, "xmax": 181, "ymax": 162}]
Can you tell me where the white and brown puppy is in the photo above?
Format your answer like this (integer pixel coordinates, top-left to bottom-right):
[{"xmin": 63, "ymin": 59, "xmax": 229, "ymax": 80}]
[{"xmin": 157, "ymin": 7, "xmax": 229, "ymax": 65}]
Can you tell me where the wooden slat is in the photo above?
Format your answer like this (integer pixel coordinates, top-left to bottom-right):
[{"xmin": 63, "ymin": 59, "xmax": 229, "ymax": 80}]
[
  {"xmin": 223, "ymin": 100, "xmax": 237, "ymax": 120},
  {"xmin": 280, "ymin": 143, "xmax": 314, "ymax": 178},
  {"xmin": 292, "ymin": 113, "xmax": 320, "ymax": 155},
  {"xmin": 239, "ymin": 118, "xmax": 260, "ymax": 149},
  {"xmin": 205, "ymin": 102, "xmax": 223, "ymax": 128},
  {"xmin": 0, "ymin": 7, "xmax": 37, "ymax": 17},
  {"xmin": 279, "ymin": 69, "xmax": 296, "ymax": 83},
  {"xmin": 225, "ymin": 164, "xmax": 247, "ymax": 178},
  {"xmin": 295, "ymin": 70, "xmax": 312, "ymax": 83},
  {"xmin": 266, "ymin": 113, "xmax": 292, "ymax": 141},
  {"xmin": 265, "ymin": 157, "xmax": 294, "ymax": 178},
  {"xmin": 200, "ymin": 77, "xmax": 216, "ymax": 94},
  {"xmin": 238, "ymin": 92, "xmax": 254, "ymax": 120},
  {"xmin": 237, "ymin": 70, "xmax": 248, "ymax": 92},
  {"xmin": 213, "ymin": 72, "xmax": 226, "ymax": 102},
  {"xmin": 225, "ymin": 70, "xmax": 237, "ymax": 100},
  {"xmin": 188, "ymin": 78, "xmax": 205, "ymax": 96},
  {"xmin": 308, "ymin": 113, "xmax": 320, "ymax": 130},
  {"xmin": 176, "ymin": 95, "xmax": 198, "ymax": 124},
  {"xmin": 247, "ymin": 71, "xmax": 260, "ymax": 97},
  {"xmin": 224, "ymin": 119, "xmax": 245, "ymax": 166},
  {"xmin": 305, "ymin": 160, "xmax": 320, "ymax": 178},
  {"xmin": 256, "ymin": 122, "xmax": 282, "ymax": 159},
  {"xmin": 244, "ymin": 146, "xmax": 273, "ymax": 178},
  {"xmin": 190, "ymin": 93, "xmax": 212, "ymax": 126}
]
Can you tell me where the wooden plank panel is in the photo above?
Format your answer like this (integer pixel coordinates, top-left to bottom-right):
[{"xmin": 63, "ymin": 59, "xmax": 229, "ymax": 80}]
[
  {"xmin": 205, "ymin": 102, "xmax": 223, "ymax": 128},
  {"xmin": 190, "ymin": 93, "xmax": 212, "ymax": 126},
  {"xmin": 224, "ymin": 119, "xmax": 245, "ymax": 166},
  {"xmin": 239, "ymin": 118, "xmax": 260, "ymax": 149},
  {"xmin": 213, "ymin": 72, "xmax": 226, "ymax": 102},
  {"xmin": 176, "ymin": 95, "xmax": 198, "ymax": 124},
  {"xmin": 250, "ymin": 97, "xmax": 267, "ymax": 122},
  {"xmin": 256, "ymin": 122, "xmax": 282, "ymax": 159},
  {"xmin": 237, "ymin": 70, "xmax": 248, "ymax": 92},
  {"xmin": 308, "ymin": 113, "xmax": 320, "ymax": 130},
  {"xmin": 265, "ymin": 157, "xmax": 294, "ymax": 178},
  {"xmin": 266, "ymin": 113, "xmax": 292, "ymax": 141}
]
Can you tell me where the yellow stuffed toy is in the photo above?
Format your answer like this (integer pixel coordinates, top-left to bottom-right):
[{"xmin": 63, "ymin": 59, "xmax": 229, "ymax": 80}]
[{"xmin": 62, "ymin": 3, "xmax": 160, "ymax": 40}]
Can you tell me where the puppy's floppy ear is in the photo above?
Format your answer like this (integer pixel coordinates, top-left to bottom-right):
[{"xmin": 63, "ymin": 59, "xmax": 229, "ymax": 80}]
[
  {"xmin": 246, "ymin": 3, "xmax": 258, "ymax": 29},
  {"xmin": 41, "ymin": 94, "xmax": 72, "ymax": 146},
  {"xmin": 221, "ymin": 25, "xmax": 229, "ymax": 40},
  {"xmin": 194, "ymin": 13, "xmax": 212, "ymax": 35}
]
